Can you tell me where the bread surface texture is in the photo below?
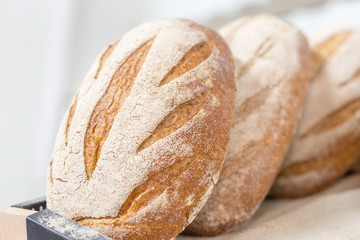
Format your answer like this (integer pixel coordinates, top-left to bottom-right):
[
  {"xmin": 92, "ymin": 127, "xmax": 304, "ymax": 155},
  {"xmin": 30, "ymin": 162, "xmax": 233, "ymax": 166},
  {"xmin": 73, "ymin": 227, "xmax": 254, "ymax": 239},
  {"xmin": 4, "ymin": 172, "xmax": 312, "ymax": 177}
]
[
  {"xmin": 185, "ymin": 14, "xmax": 310, "ymax": 236},
  {"xmin": 351, "ymin": 158, "xmax": 360, "ymax": 172},
  {"xmin": 46, "ymin": 18, "xmax": 236, "ymax": 240},
  {"xmin": 270, "ymin": 30, "xmax": 360, "ymax": 198}
]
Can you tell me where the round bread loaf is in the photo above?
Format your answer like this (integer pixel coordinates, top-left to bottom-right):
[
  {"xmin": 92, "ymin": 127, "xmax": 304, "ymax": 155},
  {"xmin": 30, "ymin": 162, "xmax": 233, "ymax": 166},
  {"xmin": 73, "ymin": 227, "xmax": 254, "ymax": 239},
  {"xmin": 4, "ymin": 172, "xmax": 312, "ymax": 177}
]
[
  {"xmin": 184, "ymin": 15, "xmax": 311, "ymax": 236},
  {"xmin": 270, "ymin": 30, "xmax": 360, "ymax": 198},
  {"xmin": 46, "ymin": 18, "xmax": 236, "ymax": 240}
]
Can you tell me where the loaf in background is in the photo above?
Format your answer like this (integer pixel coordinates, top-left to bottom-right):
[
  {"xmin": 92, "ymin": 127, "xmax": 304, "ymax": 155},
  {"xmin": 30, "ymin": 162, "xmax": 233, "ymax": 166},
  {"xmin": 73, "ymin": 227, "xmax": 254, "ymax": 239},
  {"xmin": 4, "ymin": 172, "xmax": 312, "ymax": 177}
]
[
  {"xmin": 46, "ymin": 18, "xmax": 236, "ymax": 240},
  {"xmin": 184, "ymin": 14, "xmax": 311, "ymax": 236},
  {"xmin": 270, "ymin": 30, "xmax": 360, "ymax": 198}
]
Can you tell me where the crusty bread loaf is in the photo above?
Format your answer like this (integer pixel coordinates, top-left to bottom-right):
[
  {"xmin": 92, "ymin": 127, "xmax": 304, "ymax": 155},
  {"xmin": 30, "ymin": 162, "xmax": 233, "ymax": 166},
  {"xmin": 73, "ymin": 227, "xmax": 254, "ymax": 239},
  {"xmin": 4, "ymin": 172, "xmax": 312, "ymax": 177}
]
[
  {"xmin": 270, "ymin": 30, "xmax": 360, "ymax": 198},
  {"xmin": 46, "ymin": 18, "xmax": 236, "ymax": 240},
  {"xmin": 184, "ymin": 15, "xmax": 311, "ymax": 236}
]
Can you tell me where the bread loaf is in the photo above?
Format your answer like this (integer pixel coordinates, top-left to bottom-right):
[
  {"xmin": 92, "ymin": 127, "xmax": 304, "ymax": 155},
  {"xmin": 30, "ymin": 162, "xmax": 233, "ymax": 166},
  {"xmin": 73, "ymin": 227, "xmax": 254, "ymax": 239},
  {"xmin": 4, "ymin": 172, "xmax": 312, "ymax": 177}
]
[
  {"xmin": 46, "ymin": 18, "xmax": 236, "ymax": 239},
  {"xmin": 185, "ymin": 15, "xmax": 311, "ymax": 236},
  {"xmin": 270, "ymin": 30, "xmax": 360, "ymax": 198}
]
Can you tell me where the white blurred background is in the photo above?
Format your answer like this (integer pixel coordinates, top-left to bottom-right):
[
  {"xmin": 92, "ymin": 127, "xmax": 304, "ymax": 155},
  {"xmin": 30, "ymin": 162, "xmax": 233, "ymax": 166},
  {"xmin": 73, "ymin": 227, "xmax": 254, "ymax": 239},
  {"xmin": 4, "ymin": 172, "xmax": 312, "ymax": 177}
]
[{"xmin": 1, "ymin": 0, "xmax": 360, "ymax": 209}]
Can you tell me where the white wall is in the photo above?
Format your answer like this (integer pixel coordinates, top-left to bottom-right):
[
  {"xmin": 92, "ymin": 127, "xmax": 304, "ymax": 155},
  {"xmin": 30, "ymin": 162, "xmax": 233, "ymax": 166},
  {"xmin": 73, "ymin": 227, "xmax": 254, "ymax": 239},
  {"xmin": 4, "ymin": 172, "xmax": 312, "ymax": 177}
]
[{"xmin": 0, "ymin": 0, "xmax": 75, "ymax": 208}]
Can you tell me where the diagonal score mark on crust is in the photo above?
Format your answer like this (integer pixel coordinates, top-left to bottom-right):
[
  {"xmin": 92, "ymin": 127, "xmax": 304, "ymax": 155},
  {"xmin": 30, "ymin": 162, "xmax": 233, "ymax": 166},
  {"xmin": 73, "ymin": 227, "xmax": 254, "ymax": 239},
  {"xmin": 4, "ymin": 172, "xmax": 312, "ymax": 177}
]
[
  {"xmin": 115, "ymin": 155, "xmax": 196, "ymax": 223},
  {"xmin": 49, "ymin": 158, "xmax": 53, "ymax": 185},
  {"xmin": 237, "ymin": 37, "xmax": 274, "ymax": 77},
  {"xmin": 301, "ymin": 97, "xmax": 360, "ymax": 139},
  {"xmin": 84, "ymin": 38, "xmax": 154, "ymax": 179},
  {"xmin": 94, "ymin": 39, "xmax": 120, "ymax": 79},
  {"xmin": 339, "ymin": 67, "xmax": 360, "ymax": 87},
  {"xmin": 74, "ymin": 154, "xmax": 197, "ymax": 225},
  {"xmin": 232, "ymin": 84, "xmax": 275, "ymax": 127},
  {"xmin": 65, "ymin": 93, "xmax": 79, "ymax": 146},
  {"xmin": 314, "ymin": 31, "xmax": 351, "ymax": 60},
  {"xmin": 137, "ymin": 92, "xmax": 210, "ymax": 153},
  {"xmin": 230, "ymin": 37, "xmax": 276, "ymax": 128},
  {"xmin": 312, "ymin": 31, "xmax": 352, "ymax": 79},
  {"xmin": 279, "ymin": 134, "xmax": 360, "ymax": 184},
  {"xmin": 158, "ymin": 40, "xmax": 214, "ymax": 86}
]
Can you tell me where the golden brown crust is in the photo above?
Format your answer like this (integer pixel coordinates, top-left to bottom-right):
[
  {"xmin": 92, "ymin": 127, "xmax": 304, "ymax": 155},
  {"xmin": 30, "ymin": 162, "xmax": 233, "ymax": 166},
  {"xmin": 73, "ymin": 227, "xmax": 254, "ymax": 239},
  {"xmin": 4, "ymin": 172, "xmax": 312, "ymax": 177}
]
[
  {"xmin": 309, "ymin": 31, "xmax": 351, "ymax": 81},
  {"xmin": 46, "ymin": 18, "xmax": 235, "ymax": 240},
  {"xmin": 79, "ymin": 28, "xmax": 234, "ymax": 238},
  {"xmin": 315, "ymin": 31, "xmax": 351, "ymax": 60},
  {"xmin": 270, "ymin": 30, "xmax": 360, "ymax": 198},
  {"xmin": 137, "ymin": 92, "xmax": 210, "ymax": 152},
  {"xmin": 185, "ymin": 15, "xmax": 311, "ymax": 236},
  {"xmin": 301, "ymin": 97, "xmax": 360, "ymax": 138},
  {"xmin": 272, "ymin": 133, "xmax": 360, "ymax": 198},
  {"xmin": 340, "ymin": 67, "xmax": 360, "ymax": 87},
  {"xmin": 159, "ymin": 40, "xmax": 214, "ymax": 86},
  {"xmin": 84, "ymin": 39, "xmax": 154, "ymax": 179}
]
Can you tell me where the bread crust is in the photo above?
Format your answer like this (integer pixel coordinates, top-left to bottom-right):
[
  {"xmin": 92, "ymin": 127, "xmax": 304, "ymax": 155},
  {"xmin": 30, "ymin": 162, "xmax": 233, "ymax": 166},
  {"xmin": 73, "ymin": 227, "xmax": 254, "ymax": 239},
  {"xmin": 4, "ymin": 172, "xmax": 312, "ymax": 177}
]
[
  {"xmin": 351, "ymin": 158, "xmax": 360, "ymax": 172},
  {"xmin": 184, "ymin": 14, "xmax": 311, "ymax": 236},
  {"xmin": 270, "ymin": 30, "xmax": 360, "ymax": 198},
  {"xmin": 46, "ymin": 18, "xmax": 236, "ymax": 239}
]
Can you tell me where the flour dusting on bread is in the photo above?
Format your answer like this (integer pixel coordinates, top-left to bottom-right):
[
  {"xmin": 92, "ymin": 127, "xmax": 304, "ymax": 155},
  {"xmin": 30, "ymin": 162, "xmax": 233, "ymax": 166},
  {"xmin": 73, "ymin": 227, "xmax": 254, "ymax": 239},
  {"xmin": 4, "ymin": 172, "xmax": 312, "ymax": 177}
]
[{"xmin": 46, "ymin": 18, "xmax": 236, "ymax": 239}]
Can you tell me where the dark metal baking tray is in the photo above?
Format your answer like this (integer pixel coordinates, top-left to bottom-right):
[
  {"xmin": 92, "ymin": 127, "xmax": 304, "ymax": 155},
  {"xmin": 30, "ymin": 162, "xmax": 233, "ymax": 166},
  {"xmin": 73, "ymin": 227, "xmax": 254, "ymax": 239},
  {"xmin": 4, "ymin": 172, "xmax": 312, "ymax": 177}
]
[{"xmin": 12, "ymin": 197, "xmax": 110, "ymax": 240}]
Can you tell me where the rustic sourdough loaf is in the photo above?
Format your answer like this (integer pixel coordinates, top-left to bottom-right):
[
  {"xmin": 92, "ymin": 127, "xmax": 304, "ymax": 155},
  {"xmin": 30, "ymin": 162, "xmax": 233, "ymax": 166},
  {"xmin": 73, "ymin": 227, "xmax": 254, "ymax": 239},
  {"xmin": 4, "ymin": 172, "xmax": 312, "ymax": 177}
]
[
  {"xmin": 46, "ymin": 18, "xmax": 236, "ymax": 240},
  {"xmin": 185, "ymin": 15, "xmax": 311, "ymax": 236},
  {"xmin": 270, "ymin": 30, "xmax": 360, "ymax": 198}
]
